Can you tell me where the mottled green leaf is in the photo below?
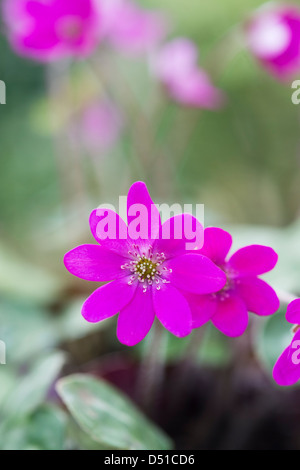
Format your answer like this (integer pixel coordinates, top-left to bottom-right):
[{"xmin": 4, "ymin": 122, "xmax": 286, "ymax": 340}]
[
  {"xmin": 56, "ymin": 374, "xmax": 173, "ymax": 450},
  {"xmin": 1, "ymin": 351, "xmax": 65, "ymax": 421}
]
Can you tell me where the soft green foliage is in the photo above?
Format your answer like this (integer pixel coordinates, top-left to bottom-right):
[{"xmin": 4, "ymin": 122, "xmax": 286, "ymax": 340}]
[
  {"xmin": 56, "ymin": 374, "xmax": 173, "ymax": 450},
  {"xmin": 1, "ymin": 0, "xmax": 300, "ymax": 451},
  {"xmin": 0, "ymin": 405, "xmax": 67, "ymax": 451},
  {"xmin": 1, "ymin": 352, "xmax": 65, "ymax": 420},
  {"xmin": 0, "ymin": 352, "xmax": 67, "ymax": 450}
]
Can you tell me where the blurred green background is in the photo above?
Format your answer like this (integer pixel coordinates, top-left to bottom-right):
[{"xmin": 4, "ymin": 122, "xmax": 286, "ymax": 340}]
[{"xmin": 1, "ymin": 0, "xmax": 300, "ymax": 450}]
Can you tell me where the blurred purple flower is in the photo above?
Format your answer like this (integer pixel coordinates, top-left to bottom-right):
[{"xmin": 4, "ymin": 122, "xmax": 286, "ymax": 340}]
[
  {"xmin": 246, "ymin": 4, "xmax": 300, "ymax": 80},
  {"xmin": 100, "ymin": 0, "xmax": 166, "ymax": 55},
  {"xmin": 186, "ymin": 227, "xmax": 279, "ymax": 337},
  {"xmin": 273, "ymin": 299, "xmax": 300, "ymax": 386},
  {"xmin": 80, "ymin": 100, "xmax": 123, "ymax": 153},
  {"xmin": 153, "ymin": 38, "xmax": 225, "ymax": 109},
  {"xmin": 64, "ymin": 182, "xmax": 226, "ymax": 346},
  {"xmin": 3, "ymin": 0, "xmax": 102, "ymax": 62}
]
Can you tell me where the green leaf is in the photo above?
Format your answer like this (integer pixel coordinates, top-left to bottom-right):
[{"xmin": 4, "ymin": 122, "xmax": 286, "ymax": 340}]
[
  {"xmin": 0, "ymin": 351, "xmax": 66, "ymax": 421},
  {"xmin": 56, "ymin": 374, "xmax": 173, "ymax": 450},
  {"xmin": 0, "ymin": 405, "xmax": 67, "ymax": 450},
  {"xmin": 0, "ymin": 298, "xmax": 57, "ymax": 364},
  {"xmin": 54, "ymin": 297, "xmax": 112, "ymax": 342},
  {"xmin": 25, "ymin": 405, "xmax": 67, "ymax": 450},
  {"xmin": 67, "ymin": 419, "xmax": 111, "ymax": 450},
  {"xmin": 0, "ymin": 368, "xmax": 17, "ymax": 407}
]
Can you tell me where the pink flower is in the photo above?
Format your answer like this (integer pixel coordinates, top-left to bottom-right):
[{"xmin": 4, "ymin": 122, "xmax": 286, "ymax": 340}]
[
  {"xmin": 153, "ymin": 38, "xmax": 225, "ymax": 109},
  {"xmin": 186, "ymin": 227, "xmax": 279, "ymax": 337},
  {"xmin": 80, "ymin": 100, "xmax": 123, "ymax": 153},
  {"xmin": 273, "ymin": 299, "xmax": 300, "ymax": 386},
  {"xmin": 64, "ymin": 182, "xmax": 227, "ymax": 346},
  {"xmin": 100, "ymin": 0, "xmax": 166, "ymax": 55},
  {"xmin": 246, "ymin": 4, "xmax": 300, "ymax": 80},
  {"xmin": 3, "ymin": 0, "xmax": 102, "ymax": 62}
]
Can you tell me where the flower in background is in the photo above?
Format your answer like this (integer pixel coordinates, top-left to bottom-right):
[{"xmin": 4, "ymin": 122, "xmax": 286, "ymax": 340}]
[
  {"xmin": 2, "ymin": 0, "xmax": 102, "ymax": 62},
  {"xmin": 153, "ymin": 37, "xmax": 225, "ymax": 109},
  {"xmin": 64, "ymin": 182, "xmax": 227, "ymax": 346},
  {"xmin": 245, "ymin": 3, "xmax": 300, "ymax": 80},
  {"xmin": 273, "ymin": 299, "xmax": 300, "ymax": 386},
  {"xmin": 100, "ymin": 0, "xmax": 166, "ymax": 55},
  {"xmin": 186, "ymin": 227, "xmax": 279, "ymax": 337},
  {"xmin": 80, "ymin": 100, "xmax": 123, "ymax": 153}
]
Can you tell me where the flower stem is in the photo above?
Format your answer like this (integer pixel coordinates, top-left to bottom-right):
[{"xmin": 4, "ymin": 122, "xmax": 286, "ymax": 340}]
[
  {"xmin": 183, "ymin": 324, "xmax": 207, "ymax": 364},
  {"xmin": 169, "ymin": 326, "xmax": 206, "ymax": 411},
  {"xmin": 46, "ymin": 61, "xmax": 89, "ymax": 228},
  {"xmin": 135, "ymin": 319, "xmax": 167, "ymax": 415}
]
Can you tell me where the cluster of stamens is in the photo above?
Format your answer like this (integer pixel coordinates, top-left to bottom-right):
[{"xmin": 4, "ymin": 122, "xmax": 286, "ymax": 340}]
[
  {"xmin": 121, "ymin": 245, "xmax": 172, "ymax": 293},
  {"xmin": 213, "ymin": 266, "xmax": 238, "ymax": 301}
]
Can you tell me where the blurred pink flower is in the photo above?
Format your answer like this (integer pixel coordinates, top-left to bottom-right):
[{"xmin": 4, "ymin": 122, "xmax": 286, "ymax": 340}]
[
  {"xmin": 64, "ymin": 182, "xmax": 226, "ymax": 346},
  {"xmin": 80, "ymin": 100, "xmax": 123, "ymax": 153},
  {"xmin": 100, "ymin": 0, "xmax": 166, "ymax": 55},
  {"xmin": 3, "ymin": 0, "xmax": 102, "ymax": 62},
  {"xmin": 246, "ymin": 4, "xmax": 300, "ymax": 80},
  {"xmin": 153, "ymin": 38, "xmax": 225, "ymax": 109},
  {"xmin": 186, "ymin": 227, "xmax": 279, "ymax": 337},
  {"xmin": 273, "ymin": 299, "xmax": 300, "ymax": 386}
]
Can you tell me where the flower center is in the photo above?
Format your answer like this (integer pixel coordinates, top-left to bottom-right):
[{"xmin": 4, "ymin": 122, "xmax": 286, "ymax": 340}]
[
  {"xmin": 121, "ymin": 245, "xmax": 171, "ymax": 293},
  {"xmin": 248, "ymin": 15, "xmax": 291, "ymax": 58},
  {"xmin": 56, "ymin": 16, "xmax": 84, "ymax": 42},
  {"xmin": 135, "ymin": 257, "xmax": 158, "ymax": 282},
  {"xmin": 213, "ymin": 266, "xmax": 236, "ymax": 301}
]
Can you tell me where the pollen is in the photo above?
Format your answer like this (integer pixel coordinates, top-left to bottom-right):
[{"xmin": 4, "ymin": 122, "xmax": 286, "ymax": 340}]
[
  {"xmin": 135, "ymin": 257, "xmax": 158, "ymax": 282},
  {"xmin": 213, "ymin": 266, "xmax": 236, "ymax": 301},
  {"xmin": 121, "ymin": 245, "xmax": 171, "ymax": 292}
]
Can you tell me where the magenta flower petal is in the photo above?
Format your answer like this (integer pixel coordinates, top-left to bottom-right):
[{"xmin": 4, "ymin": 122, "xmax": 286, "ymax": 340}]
[
  {"xmin": 166, "ymin": 253, "xmax": 226, "ymax": 295},
  {"xmin": 89, "ymin": 208, "xmax": 131, "ymax": 257},
  {"xmin": 168, "ymin": 68, "xmax": 225, "ymax": 109},
  {"xmin": 154, "ymin": 37, "xmax": 225, "ymax": 109},
  {"xmin": 198, "ymin": 227, "xmax": 232, "ymax": 265},
  {"xmin": 3, "ymin": 0, "xmax": 101, "ymax": 62},
  {"xmin": 127, "ymin": 181, "xmax": 161, "ymax": 243},
  {"xmin": 153, "ymin": 284, "xmax": 192, "ymax": 337},
  {"xmin": 228, "ymin": 245, "xmax": 278, "ymax": 276},
  {"xmin": 82, "ymin": 278, "xmax": 136, "ymax": 323},
  {"xmin": 65, "ymin": 182, "xmax": 250, "ymax": 345},
  {"xmin": 185, "ymin": 293, "xmax": 217, "ymax": 328},
  {"xmin": 211, "ymin": 295, "xmax": 249, "ymax": 337},
  {"xmin": 14, "ymin": 18, "xmax": 60, "ymax": 61},
  {"xmin": 51, "ymin": 0, "xmax": 95, "ymax": 18},
  {"xmin": 236, "ymin": 277, "xmax": 279, "ymax": 316},
  {"xmin": 117, "ymin": 287, "xmax": 155, "ymax": 346},
  {"xmin": 246, "ymin": 5, "xmax": 300, "ymax": 80},
  {"xmin": 64, "ymin": 244, "xmax": 127, "ymax": 282},
  {"xmin": 153, "ymin": 214, "xmax": 204, "ymax": 258},
  {"xmin": 273, "ymin": 330, "xmax": 300, "ymax": 386},
  {"xmin": 154, "ymin": 37, "xmax": 198, "ymax": 83},
  {"xmin": 183, "ymin": 227, "xmax": 279, "ymax": 338},
  {"xmin": 286, "ymin": 298, "xmax": 300, "ymax": 324},
  {"xmin": 102, "ymin": 0, "xmax": 166, "ymax": 55}
]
